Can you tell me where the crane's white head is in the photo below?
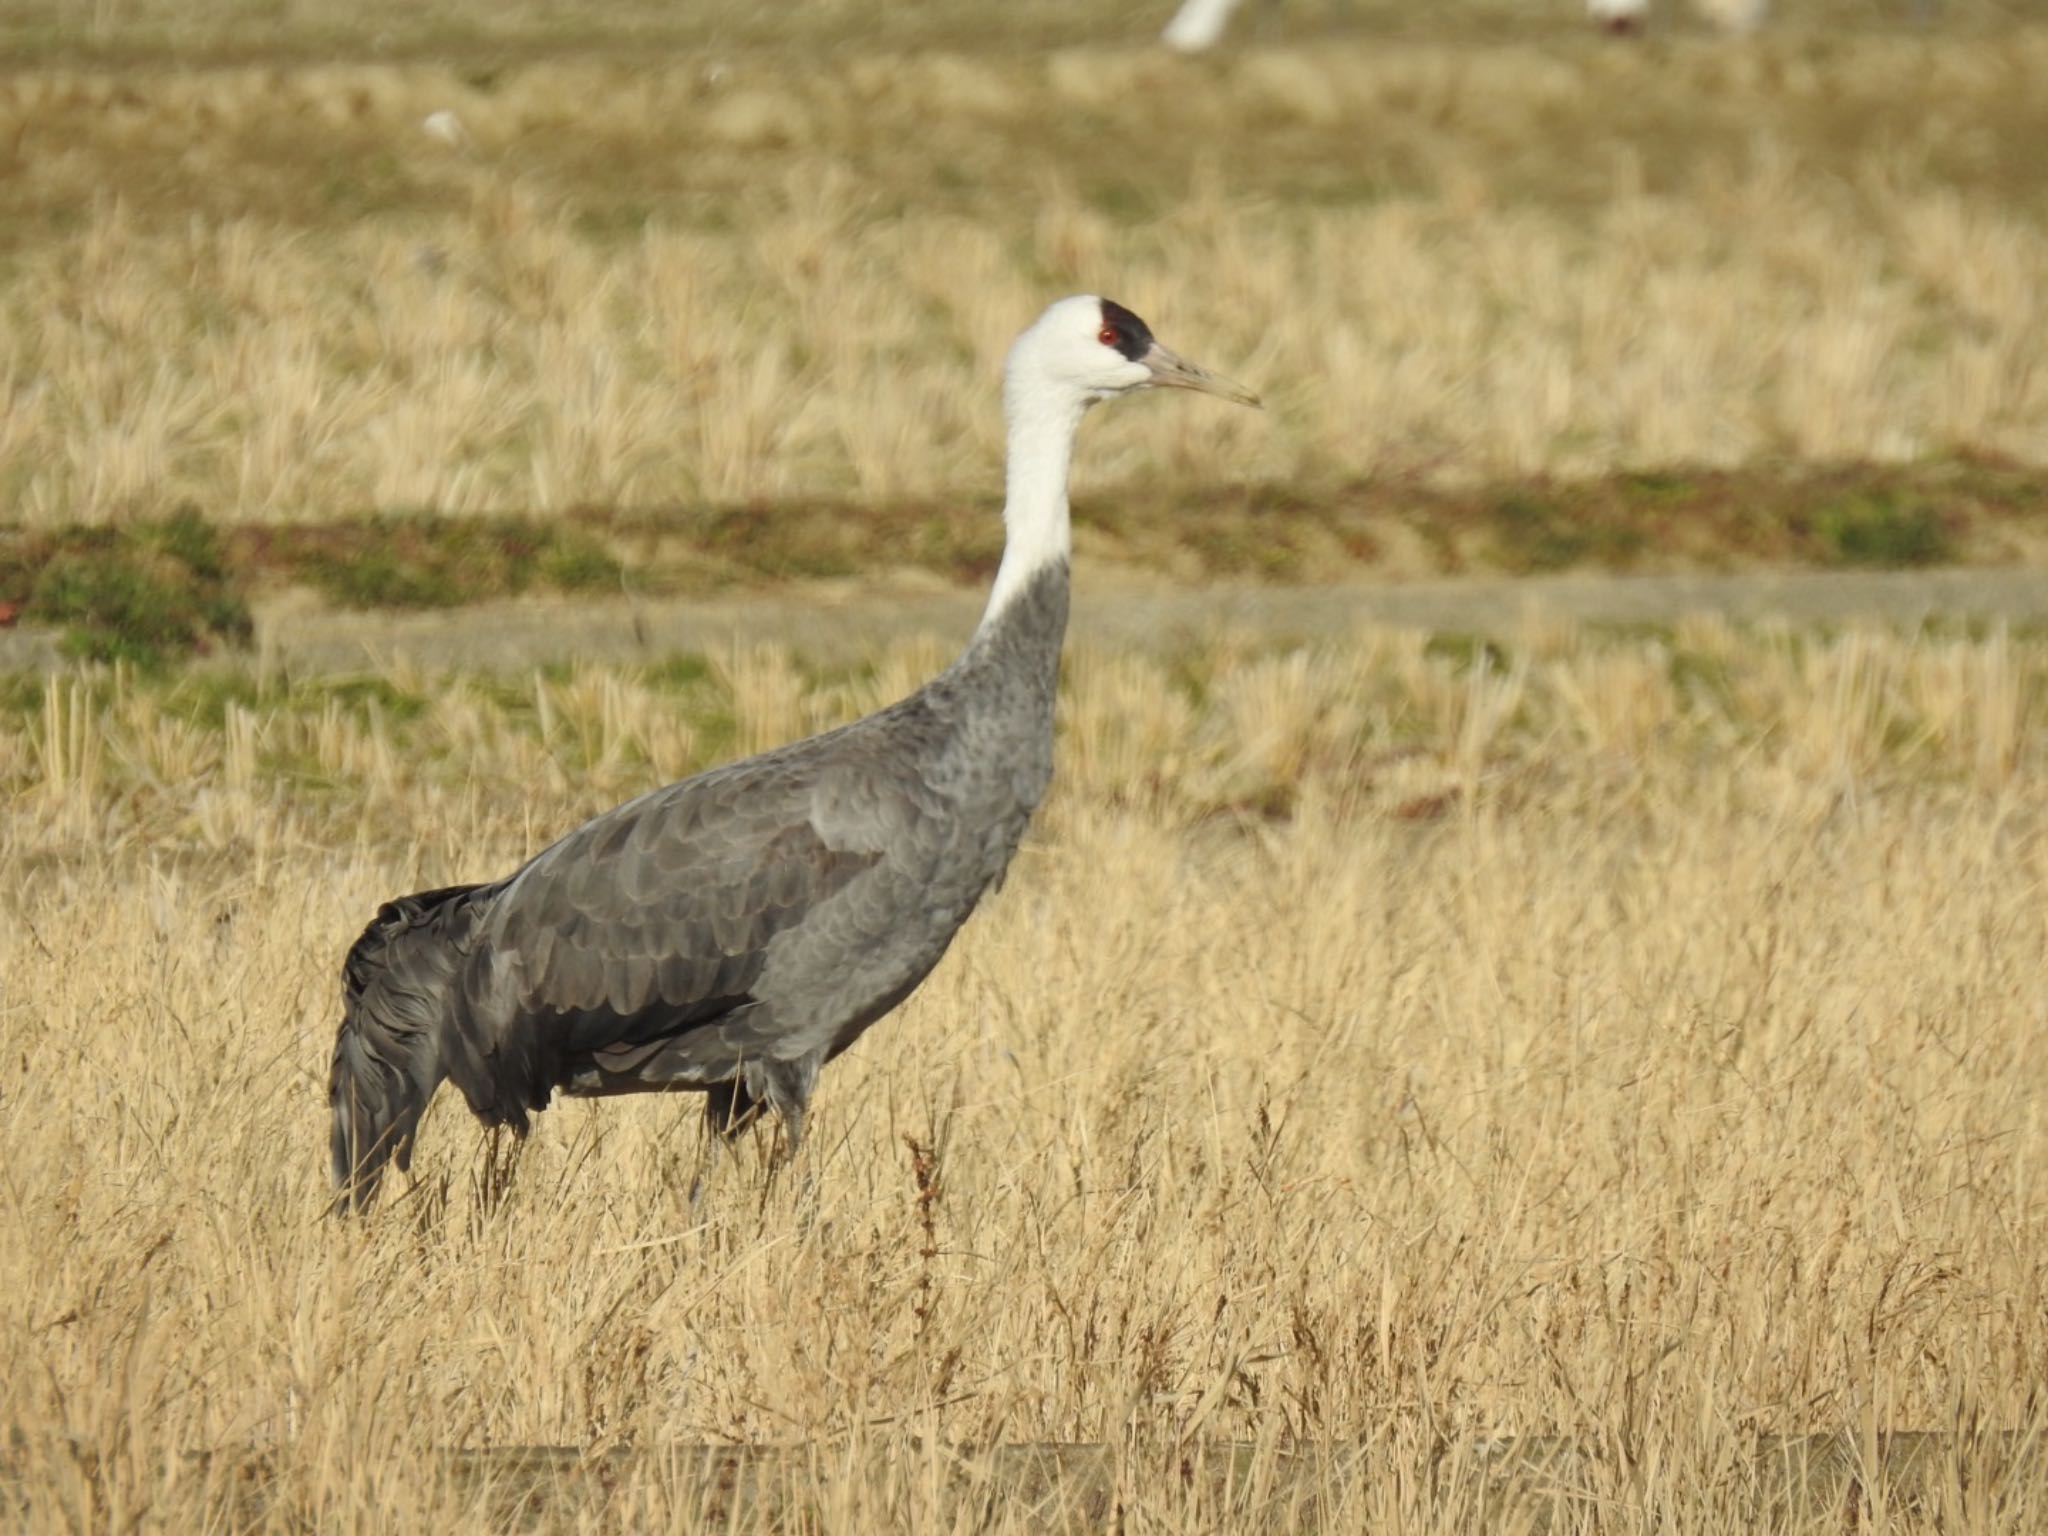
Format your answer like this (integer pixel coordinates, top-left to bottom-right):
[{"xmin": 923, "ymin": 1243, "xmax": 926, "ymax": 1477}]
[
  {"xmin": 981, "ymin": 296, "xmax": 1258, "ymax": 625},
  {"xmin": 1005, "ymin": 295, "xmax": 1261, "ymax": 417}
]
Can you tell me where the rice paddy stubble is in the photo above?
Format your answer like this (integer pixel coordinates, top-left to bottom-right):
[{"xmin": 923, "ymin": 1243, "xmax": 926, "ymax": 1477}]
[{"xmin": 0, "ymin": 619, "xmax": 2043, "ymax": 1529}]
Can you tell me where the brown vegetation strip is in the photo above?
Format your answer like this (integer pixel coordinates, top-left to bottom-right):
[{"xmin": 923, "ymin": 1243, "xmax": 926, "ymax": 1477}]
[
  {"xmin": 204, "ymin": 458, "xmax": 2048, "ymax": 598},
  {"xmin": 209, "ymin": 455, "xmax": 2048, "ymax": 595},
  {"xmin": 3, "ymin": 458, "xmax": 2043, "ymax": 664}
]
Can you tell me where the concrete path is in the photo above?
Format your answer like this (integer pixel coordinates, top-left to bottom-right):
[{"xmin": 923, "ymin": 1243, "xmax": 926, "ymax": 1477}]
[{"xmin": 250, "ymin": 568, "xmax": 2047, "ymax": 674}]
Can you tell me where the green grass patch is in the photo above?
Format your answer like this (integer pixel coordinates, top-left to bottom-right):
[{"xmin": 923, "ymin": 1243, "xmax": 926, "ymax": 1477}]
[
  {"xmin": 1487, "ymin": 494, "xmax": 1578, "ymax": 572},
  {"xmin": 242, "ymin": 515, "xmax": 624, "ymax": 610},
  {"xmin": 1, "ymin": 508, "xmax": 252, "ymax": 666},
  {"xmin": 1425, "ymin": 632, "xmax": 1513, "ymax": 673},
  {"xmin": 1807, "ymin": 490, "xmax": 1954, "ymax": 567}
]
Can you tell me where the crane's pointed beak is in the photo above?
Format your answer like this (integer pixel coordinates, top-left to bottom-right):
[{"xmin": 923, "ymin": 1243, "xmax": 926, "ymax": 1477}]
[{"xmin": 1142, "ymin": 342, "xmax": 1262, "ymax": 409}]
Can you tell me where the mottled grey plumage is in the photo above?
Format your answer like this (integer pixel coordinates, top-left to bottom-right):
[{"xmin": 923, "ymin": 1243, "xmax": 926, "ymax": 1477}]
[{"xmin": 328, "ymin": 294, "xmax": 1257, "ymax": 1210}]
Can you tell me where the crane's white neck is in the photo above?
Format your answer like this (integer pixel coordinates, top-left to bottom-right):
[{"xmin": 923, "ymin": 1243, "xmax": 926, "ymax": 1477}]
[{"xmin": 979, "ymin": 388, "xmax": 1086, "ymax": 631}]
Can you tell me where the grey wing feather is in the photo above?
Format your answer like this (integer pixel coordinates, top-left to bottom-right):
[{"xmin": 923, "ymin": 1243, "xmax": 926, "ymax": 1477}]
[{"xmin": 443, "ymin": 747, "xmax": 903, "ymax": 1118}]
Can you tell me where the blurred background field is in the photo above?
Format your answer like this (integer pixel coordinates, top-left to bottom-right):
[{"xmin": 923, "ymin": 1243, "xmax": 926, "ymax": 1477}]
[
  {"xmin": 5, "ymin": 4, "xmax": 2048, "ymax": 555},
  {"xmin": 6, "ymin": 0, "xmax": 2039, "ymax": 56},
  {"xmin": 3, "ymin": 1, "xmax": 2048, "ymax": 1531}
]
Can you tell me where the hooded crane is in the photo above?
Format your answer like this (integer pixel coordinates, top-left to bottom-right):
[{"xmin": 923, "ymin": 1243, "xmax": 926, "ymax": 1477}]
[{"xmin": 330, "ymin": 296, "xmax": 1259, "ymax": 1209}]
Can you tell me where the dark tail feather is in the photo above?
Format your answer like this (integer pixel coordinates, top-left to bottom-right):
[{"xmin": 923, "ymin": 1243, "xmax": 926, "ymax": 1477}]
[
  {"xmin": 329, "ymin": 882, "xmax": 490, "ymax": 1213},
  {"xmin": 330, "ymin": 1022, "xmax": 433, "ymax": 1213}
]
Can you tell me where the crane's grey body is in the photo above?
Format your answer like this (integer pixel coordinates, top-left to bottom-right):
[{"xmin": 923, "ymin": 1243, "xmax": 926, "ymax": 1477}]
[
  {"xmin": 329, "ymin": 295, "xmax": 1256, "ymax": 1209},
  {"xmin": 331, "ymin": 567, "xmax": 1066, "ymax": 1199},
  {"xmin": 486, "ymin": 564, "xmax": 1061, "ymax": 1112}
]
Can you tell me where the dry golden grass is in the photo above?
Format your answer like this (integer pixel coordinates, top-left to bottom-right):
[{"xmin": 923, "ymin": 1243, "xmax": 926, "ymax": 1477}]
[
  {"xmin": 1, "ymin": 617, "xmax": 2044, "ymax": 1528},
  {"xmin": 5, "ymin": 30, "xmax": 2048, "ymax": 530}
]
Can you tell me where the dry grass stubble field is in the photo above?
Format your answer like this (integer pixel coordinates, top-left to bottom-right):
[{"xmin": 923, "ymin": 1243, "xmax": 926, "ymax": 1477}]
[
  {"xmin": 2, "ymin": 619, "xmax": 2045, "ymax": 1528},
  {"xmin": 6, "ymin": 2, "xmax": 2048, "ymax": 1529}
]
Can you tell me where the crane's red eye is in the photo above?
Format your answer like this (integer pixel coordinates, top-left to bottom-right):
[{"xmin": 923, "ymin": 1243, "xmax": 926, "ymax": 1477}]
[{"xmin": 1098, "ymin": 325, "xmax": 1119, "ymax": 347}]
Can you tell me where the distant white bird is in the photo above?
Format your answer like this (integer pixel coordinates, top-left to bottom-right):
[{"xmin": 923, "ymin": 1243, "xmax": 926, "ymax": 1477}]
[
  {"xmin": 1588, "ymin": 0, "xmax": 1770, "ymax": 35},
  {"xmin": 1162, "ymin": 0, "xmax": 1245, "ymax": 52},
  {"xmin": 1587, "ymin": 0, "xmax": 1649, "ymax": 32}
]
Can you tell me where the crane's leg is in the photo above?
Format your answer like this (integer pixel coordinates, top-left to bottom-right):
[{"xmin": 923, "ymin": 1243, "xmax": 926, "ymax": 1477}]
[
  {"xmin": 755, "ymin": 1054, "xmax": 821, "ymax": 1165},
  {"xmin": 751, "ymin": 1055, "xmax": 825, "ymax": 1232},
  {"xmin": 704, "ymin": 1078, "xmax": 762, "ymax": 1139},
  {"xmin": 686, "ymin": 1057, "xmax": 821, "ymax": 1209},
  {"xmin": 688, "ymin": 1078, "xmax": 761, "ymax": 1211}
]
